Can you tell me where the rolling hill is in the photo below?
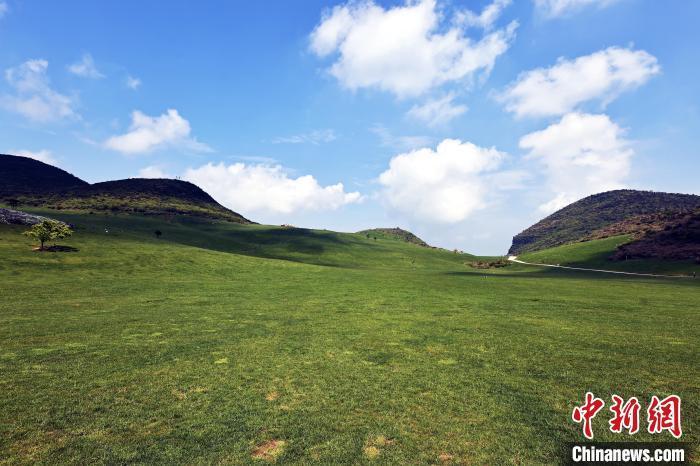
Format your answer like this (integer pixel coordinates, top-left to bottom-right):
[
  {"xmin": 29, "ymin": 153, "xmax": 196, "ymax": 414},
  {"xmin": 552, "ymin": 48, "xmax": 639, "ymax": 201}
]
[
  {"xmin": 509, "ymin": 189, "xmax": 700, "ymax": 254},
  {"xmin": 356, "ymin": 227, "xmax": 430, "ymax": 247},
  {"xmin": 0, "ymin": 153, "xmax": 88, "ymax": 196},
  {"xmin": 0, "ymin": 153, "xmax": 252, "ymax": 224}
]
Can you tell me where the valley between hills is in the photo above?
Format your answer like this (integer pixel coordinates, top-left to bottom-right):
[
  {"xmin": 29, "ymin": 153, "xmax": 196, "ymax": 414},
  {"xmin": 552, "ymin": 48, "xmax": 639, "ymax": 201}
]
[{"xmin": 1, "ymin": 153, "xmax": 698, "ymax": 464}]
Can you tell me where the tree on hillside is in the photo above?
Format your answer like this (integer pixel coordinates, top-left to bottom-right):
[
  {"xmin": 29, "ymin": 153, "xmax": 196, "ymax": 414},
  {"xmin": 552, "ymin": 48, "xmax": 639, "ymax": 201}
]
[
  {"xmin": 24, "ymin": 221, "xmax": 73, "ymax": 251},
  {"xmin": 7, "ymin": 198, "xmax": 20, "ymax": 210},
  {"xmin": 154, "ymin": 230, "xmax": 162, "ymax": 239}
]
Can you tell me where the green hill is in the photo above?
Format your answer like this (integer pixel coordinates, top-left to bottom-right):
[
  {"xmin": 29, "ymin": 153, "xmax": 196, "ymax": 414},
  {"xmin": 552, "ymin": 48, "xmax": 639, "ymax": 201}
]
[
  {"xmin": 356, "ymin": 227, "xmax": 430, "ymax": 247},
  {"xmin": 0, "ymin": 153, "xmax": 251, "ymax": 224},
  {"xmin": 509, "ymin": 189, "xmax": 700, "ymax": 254},
  {"xmin": 518, "ymin": 234, "xmax": 700, "ymax": 275}
]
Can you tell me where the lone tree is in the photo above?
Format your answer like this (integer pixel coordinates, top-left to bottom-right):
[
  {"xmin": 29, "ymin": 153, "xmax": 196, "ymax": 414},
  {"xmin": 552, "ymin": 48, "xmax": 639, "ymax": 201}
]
[
  {"xmin": 7, "ymin": 198, "xmax": 20, "ymax": 210},
  {"xmin": 154, "ymin": 230, "xmax": 162, "ymax": 239},
  {"xmin": 51, "ymin": 222, "xmax": 73, "ymax": 246},
  {"xmin": 24, "ymin": 220, "xmax": 73, "ymax": 251}
]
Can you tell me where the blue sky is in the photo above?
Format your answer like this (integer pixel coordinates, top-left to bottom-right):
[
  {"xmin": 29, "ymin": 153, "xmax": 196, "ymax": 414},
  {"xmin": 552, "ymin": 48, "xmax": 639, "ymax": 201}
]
[{"xmin": 1, "ymin": 0, "xmax": 698, "ymax": 254}]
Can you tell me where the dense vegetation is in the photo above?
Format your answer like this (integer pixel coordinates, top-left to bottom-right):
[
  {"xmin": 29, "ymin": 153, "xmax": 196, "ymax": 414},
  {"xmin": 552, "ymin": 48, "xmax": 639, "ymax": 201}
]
[
  {"xmin": 0, "ymin": 154, "xmax": 251, "ymax": 224},
  {"xmin": 613, "ymin": 210, "xmax": 700, "ymax": 262},
  {"xmin": 509, "ymin": 190, "xmax": 700, "ymax": 254},
  {"xmin": 356, "ymin": 227, "xmax": 429, "ymax": 247},
  {"xmin": 1, "ymin": 210, "xmax": 698, "ymax": 464}
]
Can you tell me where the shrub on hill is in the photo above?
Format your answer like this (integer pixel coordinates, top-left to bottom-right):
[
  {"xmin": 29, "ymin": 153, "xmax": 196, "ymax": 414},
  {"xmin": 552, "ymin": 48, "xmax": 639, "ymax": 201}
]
[
  {"xmin": 468, "ymin": 259, "xmax": 509, "ymax": 269},
  {"xmin": 611, "ymin": 210, "xmax": 700, "ymax": 262}
]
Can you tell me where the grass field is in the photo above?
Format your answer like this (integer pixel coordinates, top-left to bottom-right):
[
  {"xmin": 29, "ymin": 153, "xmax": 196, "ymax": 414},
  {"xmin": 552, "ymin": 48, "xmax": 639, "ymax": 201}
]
[{"xmin": 1, "ymin": 211, "xmax": 698, "ymax": 464}]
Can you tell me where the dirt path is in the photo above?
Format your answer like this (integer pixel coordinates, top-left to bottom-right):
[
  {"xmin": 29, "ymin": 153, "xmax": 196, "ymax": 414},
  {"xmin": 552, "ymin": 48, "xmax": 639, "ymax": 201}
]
[{"xmin": 507, "ymin": 256, "xmax": 693, "ymax": 279}]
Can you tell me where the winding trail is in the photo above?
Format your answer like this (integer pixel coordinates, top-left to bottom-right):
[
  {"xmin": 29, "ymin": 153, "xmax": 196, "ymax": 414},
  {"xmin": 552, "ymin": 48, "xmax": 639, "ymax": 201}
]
[{"xmin": 507, "ymin": 256, "xmax": 693, "ymax": 279}]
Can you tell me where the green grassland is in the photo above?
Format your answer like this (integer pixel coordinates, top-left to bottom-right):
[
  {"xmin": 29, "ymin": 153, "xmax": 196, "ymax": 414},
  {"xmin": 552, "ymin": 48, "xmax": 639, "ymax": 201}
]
[
  {"xmin": 519, "ymin": 235, "xmax": 700, "ymax": 275},
  {"xmin": 1, "ymin": 212, "xmax": 698, "ymax": 464}
]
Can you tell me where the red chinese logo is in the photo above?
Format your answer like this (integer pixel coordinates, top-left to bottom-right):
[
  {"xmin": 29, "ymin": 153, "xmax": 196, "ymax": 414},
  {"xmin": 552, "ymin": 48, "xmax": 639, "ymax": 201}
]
[
  {"xmin": 572, "ymin": 393, "xmax": 682, "ymax": 439},
  {"xmin": 647, "ymin": 395, "xmax": 682, "ymax": 439},
  {"xmin": 572, "ymin": 392, "xmax": 605, "ymax": 439},
  {"xmin": 609, "ymin": 395, "xmax": 640, "ymax": 435}
]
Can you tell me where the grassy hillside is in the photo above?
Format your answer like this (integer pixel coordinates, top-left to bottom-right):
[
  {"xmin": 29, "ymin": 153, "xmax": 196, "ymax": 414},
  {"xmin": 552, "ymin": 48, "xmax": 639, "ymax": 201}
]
[
  {"xmin": 509, "ymin": 189, "xmax": 700, "ymax": 254},
  {"xmin": 5, "ymin": 208, "xmax": 467, "ymax": 269},
  {"xmin": 356, "ymin": 227, "xmax": 429, "ymax": 247},
  {"xmin": 519, "ymin": 235, "xmax": 700, "ymax": 275},
  {"xmin": 0, "ymin": 154, "xmax": 251, "ymax": 224},
  {"xmin": 1, "ymin": 213, "xmax": 698, "ymax": 464}
]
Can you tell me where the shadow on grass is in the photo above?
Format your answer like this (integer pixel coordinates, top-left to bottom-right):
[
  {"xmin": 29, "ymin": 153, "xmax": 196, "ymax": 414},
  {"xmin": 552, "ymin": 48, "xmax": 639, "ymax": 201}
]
[
  {"xmin": 17, "ymin": 209, "xmax": 361, "ymax": 267},
  {"xmin": 147, "ymin": 218, "xmax": 360, "ymax": 268},
  {"xmin": 36, "ymin": 245, "xmax": 80, "ymax": 252}
]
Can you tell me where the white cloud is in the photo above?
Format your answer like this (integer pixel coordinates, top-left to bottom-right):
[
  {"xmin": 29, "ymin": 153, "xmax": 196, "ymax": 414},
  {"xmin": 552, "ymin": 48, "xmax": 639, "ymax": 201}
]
[
  {"xmin": 378, "ymin": 138, "xmax": 505, "ymax": 223},
  {"xmin": 519, "ymin": 112, "xmax": 632, "ymax": 213},
  {"xmin": 126, "ymin": 75, "xmax": 141, "ymax": 90},
  {"xmin": 104, "ymin": 109, "xmax": 212, "ymax": 154},
  {"xmin": 2, "ymin": 59, "xmax": 76, "ymax": 122},
  {"xmin": 272, "ymin": 129, "xmax": 336, "ymax": 145},
  {"xmin": 12, "ymin": 149, "xmax": 57, "ymax": 165},
  {"xmin": 455, "ymin": 0, "xmax": 512, "ymax": 30},
  {"xmin": 310, "ymin": 0, "xmax": 517, "ymax": 98},
  {"xmin": 0, "ymin": 2, "xmax": 8, "ymax": 19},
  {"xmin": 407, "ymin": 93, "xmax": 467, "ymax": 126},
  {"xmin": 184, "ymin": 163, "xmax": 363, "ymax": 215},
  {"xmin": 68, "ymin": 54, "xmax": 104, "ymax": 79},
  {"xmin": 137, "ymin": 165, "xmax": 171, "ymax": 179},
  {"xmin": 535, "ymin": 0, "xmax": 619, "ymax": 18},
  {"xmin": 499, "ymin": 47, "xmax": 659, "ymax": 118}
]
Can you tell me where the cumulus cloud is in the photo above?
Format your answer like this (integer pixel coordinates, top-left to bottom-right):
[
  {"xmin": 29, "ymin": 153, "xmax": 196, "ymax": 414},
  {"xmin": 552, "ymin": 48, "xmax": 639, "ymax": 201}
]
[
  {"xmin": 407, "ymin": 93, "xmax": 467, "ymax": 126},
  {"xmin": 455, "ymin": 0, "xmax": 512, "ymax": 30},
  {"xmin": 126, "ymin": 75, "xmax": 141, "ymax": 90},
  {"xmin": 519, "ymin": 112, "xmax": 632, "ymax": 213},
  {"xmin": 104, "ymin": 109, "xmax": 212, "ymax": 155},
  {"xmin": 137, "ymin": 165, "xmax": 172, "ymax": 179},
  {"xmin": 184, "ymin": 163, "xmax": 363, "ymax": 216},
  {"xmin": 310, "ymin": 0, "xmax": 517, "ymax": 98},
  {"xmin": 67, "ymin": 54, "xmax": 104, "ymax": 79},
  {"xmin": 378, "ymin": 139, "xmax": 505, "ymax": 223},
  {"xmin": 12, "ymin": 149, "xmax": 57, "ymax": 165},
  {"xmin": 499, "ymin": 47, "xmax": 660, "ymax": 118},
  {"xmin": 272, "ymin": 129, "xmax": 336, "ymax": 145},
  {"xmin": 535, "ymin": 0, "xmax": 619, "ymax": 18},
  {"xmin": 2, "ymin": 59, "xmax": 76, "ymax": 122}
]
